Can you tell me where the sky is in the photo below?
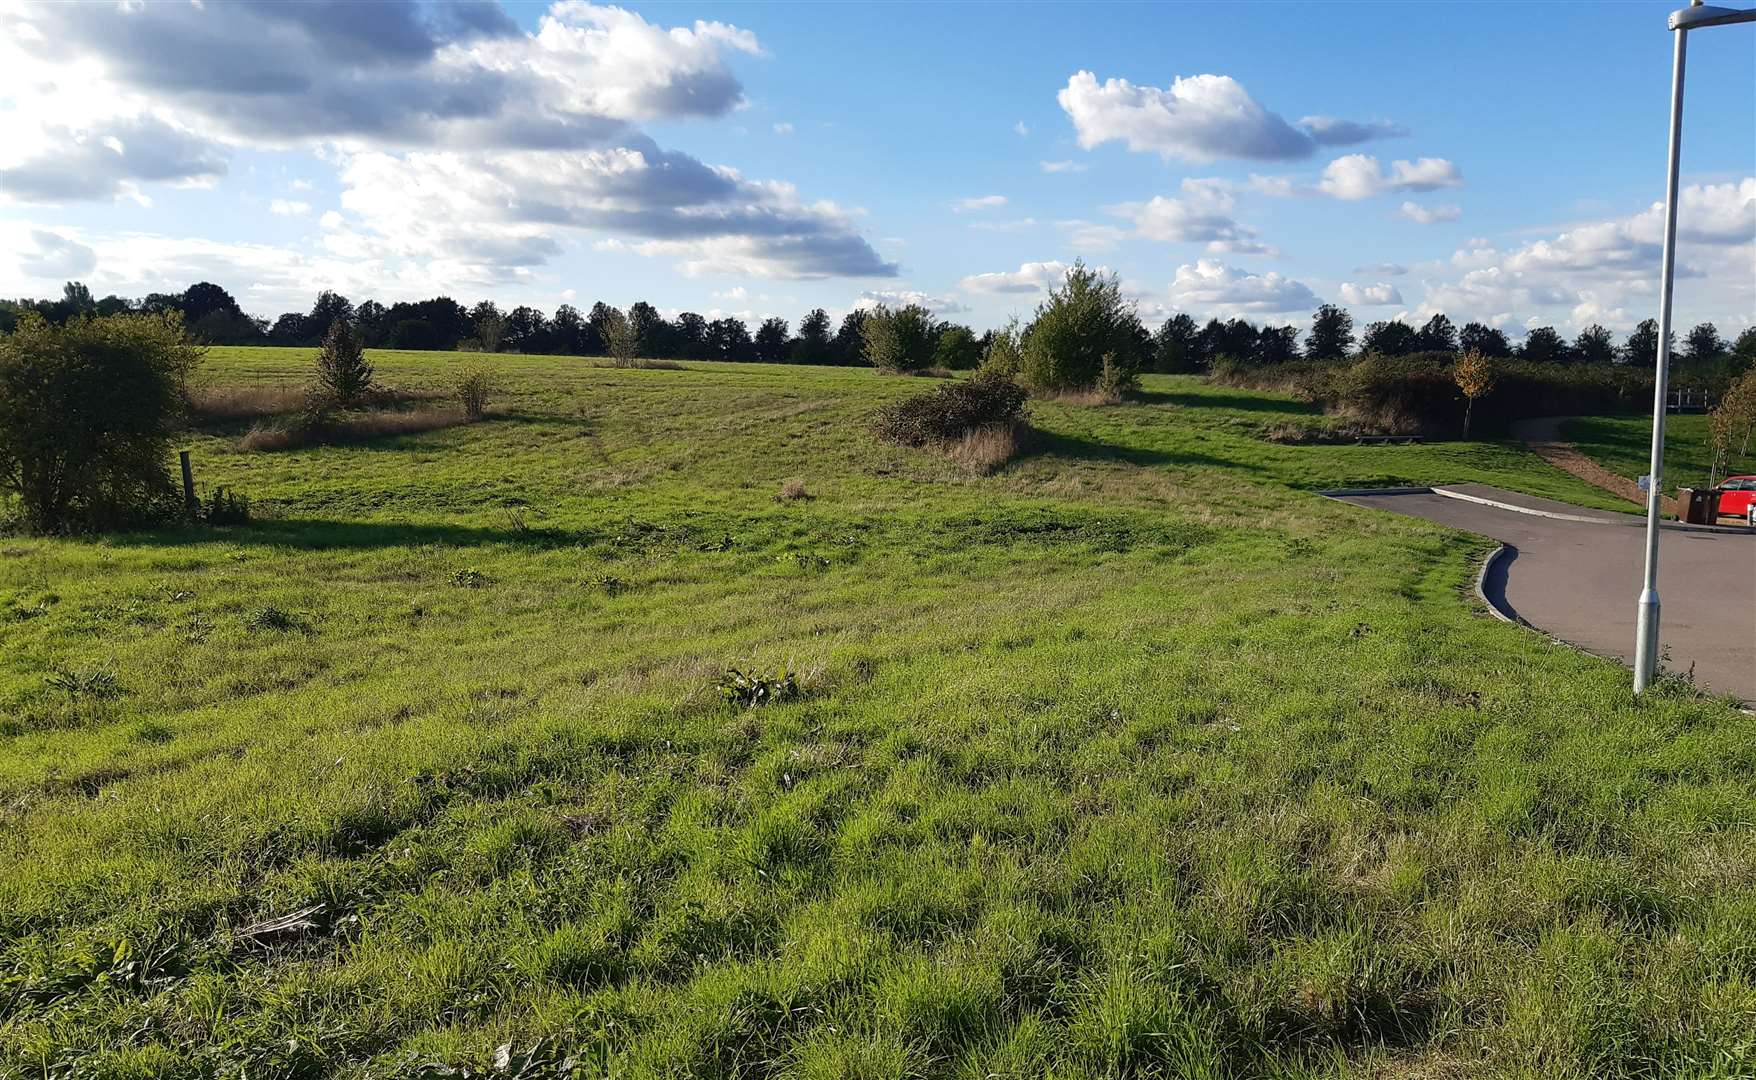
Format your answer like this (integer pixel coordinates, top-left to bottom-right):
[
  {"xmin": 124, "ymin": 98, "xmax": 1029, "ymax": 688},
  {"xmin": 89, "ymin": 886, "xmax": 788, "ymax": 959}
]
[{"xmin": 0, "ymin": 0, "xmax": 1752, "ymax": 340}]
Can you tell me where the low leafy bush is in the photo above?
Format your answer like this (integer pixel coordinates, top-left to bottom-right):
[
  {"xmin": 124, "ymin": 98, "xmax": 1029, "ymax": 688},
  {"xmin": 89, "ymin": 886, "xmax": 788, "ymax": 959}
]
[
  {"xmin": 453, "ymin": 365, "xmax": 494, "ymax": 420},
  {"xmin": 873, "ymin": 370, "xmax": 1029, "ymax": 447},
  {"xmin": 863, "ymin": 304, "xmax": 938, "ymax": 373},
  {"xmin": 201, "ymin": 486, "xmax": 252, "ymax": 525},
  {"xmin": 0, "ymin": 311, "xmax": 203, "ymax": 532}
]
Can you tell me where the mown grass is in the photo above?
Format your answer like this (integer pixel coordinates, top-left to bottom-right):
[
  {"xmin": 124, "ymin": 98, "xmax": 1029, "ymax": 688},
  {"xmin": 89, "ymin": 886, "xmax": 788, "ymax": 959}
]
[
  {"xmin": 1564, "ymin": 413, "xmax": 1752, "ymax": 490},
  {"xmin": 1, "ymin": 348, "xmax": 1750, "ymax": 1078}
]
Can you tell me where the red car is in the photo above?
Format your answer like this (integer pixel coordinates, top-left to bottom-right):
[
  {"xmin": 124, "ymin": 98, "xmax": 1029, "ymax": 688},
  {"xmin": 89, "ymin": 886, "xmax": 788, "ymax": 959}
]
[{"xmin": 1719, "ymin": 476, "xmax": 1756, "ymax": 526}]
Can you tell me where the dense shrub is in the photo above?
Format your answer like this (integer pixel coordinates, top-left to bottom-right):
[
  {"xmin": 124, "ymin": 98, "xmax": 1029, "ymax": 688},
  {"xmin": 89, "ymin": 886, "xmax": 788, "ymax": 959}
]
[
  {"xmin": 1212, "ymin": 352, "xmax": 1652, "ymax": 437},
  {"xmin": 873, "ymin": 370, "xmax": 1029, "ymax": 447},
  {"xmin": 863, "ymin": 304, "xmax": 938, "ymax": 373},
  {"xmin": 934, "ymin": 325, "xmax": 982, "ymax": 370},
  {"xmin": 453, "ymin": 364, "xmax": 494, "ymax": 419},
  {"xmin": 1020, "ymin": 262, "xmax": 1145, "ymax": 391},
  {"xmin": 0, "ymin": 312, "xmax": 203, "ymax": 532},
  {"xmin": 981, "ymin": 318, "xmax": 1024, "ymax": 376}
]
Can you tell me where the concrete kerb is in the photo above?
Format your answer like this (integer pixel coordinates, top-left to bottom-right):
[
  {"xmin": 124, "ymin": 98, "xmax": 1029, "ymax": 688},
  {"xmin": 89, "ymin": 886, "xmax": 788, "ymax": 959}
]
[{"xmin": 1318, "ymin": 484, "xmax": 1756, "ymax": 536}]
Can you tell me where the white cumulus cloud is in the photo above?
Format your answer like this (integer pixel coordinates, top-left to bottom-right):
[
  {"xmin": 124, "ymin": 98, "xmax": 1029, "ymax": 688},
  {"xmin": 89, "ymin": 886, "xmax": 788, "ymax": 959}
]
[
  {"xmin": 960, "ymin": 260, "xmax": 1074, "ymax": 295},
  {"xmin": 1057, "ymin": 70, "xmax": 1404, "ymax": 162},
  {"xmin": 1340, "ymin": 281, "xmax": 1403, "ymax": 305},
  {"xmin": 1164, "ymin": 258, "xmax": 1319, "ymax": 314}
]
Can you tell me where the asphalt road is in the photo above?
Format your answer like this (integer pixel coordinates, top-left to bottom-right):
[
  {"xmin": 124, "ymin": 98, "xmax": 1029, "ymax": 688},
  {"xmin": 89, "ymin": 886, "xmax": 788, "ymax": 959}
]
[{"xmin": 1335, "ymin": 485, "xmax": 1755, "ymax": 702}]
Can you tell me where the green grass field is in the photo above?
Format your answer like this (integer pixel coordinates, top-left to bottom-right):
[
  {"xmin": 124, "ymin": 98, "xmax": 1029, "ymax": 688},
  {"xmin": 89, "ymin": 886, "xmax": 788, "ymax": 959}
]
[
  {"xmin": 2, "ymin": 348, "xmax": 1751, "ymax": 1078},
  {"xmin": 1564, "ymin": 413, "xmax": 1754, "ymax": 491}
]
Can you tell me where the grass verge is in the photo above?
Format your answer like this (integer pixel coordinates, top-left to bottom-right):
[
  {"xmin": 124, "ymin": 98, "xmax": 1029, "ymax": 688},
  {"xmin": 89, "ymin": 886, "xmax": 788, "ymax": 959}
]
[{"xmin": 0, "ymin": 348, "xmax": 1747, "ymax": 1077}]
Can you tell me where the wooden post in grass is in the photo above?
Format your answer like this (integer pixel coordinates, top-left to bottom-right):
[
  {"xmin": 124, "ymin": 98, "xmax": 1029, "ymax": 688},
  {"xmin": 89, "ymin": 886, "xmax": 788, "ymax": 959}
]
[{"xmin": 179, "ymin": 450, "xmax": 196, "ymax": 516}]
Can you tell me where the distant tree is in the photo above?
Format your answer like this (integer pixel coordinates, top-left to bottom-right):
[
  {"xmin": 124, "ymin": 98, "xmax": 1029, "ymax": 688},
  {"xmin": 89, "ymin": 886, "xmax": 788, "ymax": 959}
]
[
  {"xmin": 315, "ymin": 317, "xmax": 374, "ymax": 403},
  {"xmin": 269, "ymin": 312, "xmax": 306, "ymax": 344},
  {"xmin": 389, "ymin": 318, "xmax": 439, "ymax": 350},
  {"xmin": 188, "ymin": 308, "xmax": 264, "ymax": 345},
  {"xmin": 1153, "ymin": 313, "xmax": 1204, "ymax": 372},
  {"xmin": 1683, "ymin": 322, "xmax": 1725, "ymax": 364},
  {"xmin": 356, "ymin": 300, "xmax": 389, "ymax": 347},
  {"xmin": 503, "ymin": 306, "xmax": 548, "ymax": 353},
  {"xmin": 305, "ymin": 291, "xmax": 354, "ymax": 342},
  {"xmin": 600, "ymin": 307, "xmax": 639, "ymax": 366},
  {"xmin": 1254, "ymin": 324, "xmax": 1301, "ymax": 366},
  {"xmin": 794, "ymin": 308, "xmax": 833, "ymax": 363},
  {"xmin": 385, "ymin": 297, "xmax": 467, "ymax": 349},
  {"xmin": 141, "ymin": 292, "xmax": 184, "ymax": 317},
  {"xmin": 706, "ymin": 316, "xmax": 754, "ymax": 362},
  {"xmin": 1454, "ymin": 349, "xmax": 1500, "ymax": 440},
  {"xmin": 1305, "ymin": 304, "xmax": 1354, "ymax": 362},
  {"xmin": 1520, "ymin": 326, "xmax": 1569, "ymax": 363},
  {"xmin": 93, "ymin": 294, "xmax": 133, "ymax": 318},
  {"xmin": 1572, "ymin": 324, "xmax": 1617, "ymax": 365},
  {"xmin": 1621, "ymin": 319, "xmax": 1662, "ymax": 366},
  {"xmin": 586, "ymin": 302, "xmax": 619, "ymax": 357},
  {"xmin": 469, "ymin": 301, "xmax": 504, "ymax": 352},
  {"xmin": 1361, "ymin": 320, "xmax": 1421, "ymax": 357},
  {"xmin": 627, "ymin": 302, "xmax": 669, "ymax": 358},
  {"xmin": 863, "ymin": 304, "xmax": 938, "ymax": 373},
  {"xmin": 755, "ymin": 316, "xmax": 791, "ymax": 363},
  {"xmin": 832, "ymin": 310, "xmax": 868, "ymax": 365},
  {"xmin": 180, "ymin": 282, "xmax": 240, "ymax": 324},
  {"xmin": 1416, "ymin": 313, "xmax": 1458, "ymax": 353},
  {"xmin": 934, "ymin": 324, "xmax": 983, "ymax": 370},
  {"xmin": 60, "ymin": 281, "xmax": 96, "ymax": 317},
  {"xmin": 0, "ymin": 311, "xmax": 204, "ymax": 532},
  {"xmin": 1196, "ymin": 319, "xmax": 1227, "ymax": 366},
  {"xmin": 1206, "ymin": 318, "xmax": 1259, "ymax": 366},
  {"xmin": 673, "ymin": 312, "xmax": 709, "ymax": 359},
  {"xmin": 1019, "ymin": 261, "xmax": 1144, "ymax": 389},
  {"xmin": 1731, "ymin": 326, "xmax": 1756, "ymax": 365},
  {"xmin": 1459, "ymin": 321, "xmax": 1513, "ymax": 358},
  {"xmin": 551, "ymin": 304, "xmax": 585, "ymax": 355}
]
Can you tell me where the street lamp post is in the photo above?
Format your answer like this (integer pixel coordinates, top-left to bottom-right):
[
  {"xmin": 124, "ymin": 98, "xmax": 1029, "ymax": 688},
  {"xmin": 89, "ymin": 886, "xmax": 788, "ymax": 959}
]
[{"xmin": 1633, "ymin": 1, "xmax": 1756, "ymax": 695}]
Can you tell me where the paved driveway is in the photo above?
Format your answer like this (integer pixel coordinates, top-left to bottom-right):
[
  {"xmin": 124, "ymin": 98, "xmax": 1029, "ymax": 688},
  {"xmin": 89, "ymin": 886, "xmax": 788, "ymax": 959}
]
[{"xmin": 1334, "ymin": 484, "xmax": 1755, "ymax": 702}]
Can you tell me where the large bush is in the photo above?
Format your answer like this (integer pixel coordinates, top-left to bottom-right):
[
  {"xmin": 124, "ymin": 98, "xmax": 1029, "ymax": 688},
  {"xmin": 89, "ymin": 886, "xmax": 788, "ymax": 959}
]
[
  {"xmin": 872, "ymin": 370, "xmax": 1029, "ymax": 446},
  {"xmin": 862, "ymin": 304, "xmax": 938, "ymax": 373},
  {"xmin": 0, "ymin": 312, "xmax": 204, "ymax": 532},
  {"xmin": 1020, "ymin": 262, "xmax": 1145, "ymax": 391},
  {"xmin": 1212, "ymin": 352, "xmax": 1652, "ymax": 437}
]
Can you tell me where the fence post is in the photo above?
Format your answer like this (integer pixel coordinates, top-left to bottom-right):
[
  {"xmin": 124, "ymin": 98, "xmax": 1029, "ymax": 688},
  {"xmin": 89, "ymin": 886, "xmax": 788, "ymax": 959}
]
[{"xmin": 179, "ymin": 450, "xmax": 196, "ymax": 516}]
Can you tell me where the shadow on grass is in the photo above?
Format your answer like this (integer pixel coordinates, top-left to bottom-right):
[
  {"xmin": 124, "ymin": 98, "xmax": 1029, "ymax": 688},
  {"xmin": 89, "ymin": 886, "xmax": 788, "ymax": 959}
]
[
  {"xmin": 1016, "ymin": 428, "xmax": 1267, "ymax": 473},
  {"xmin": 1135, "ymin": 388, "xmax": 1320, "ymax": 414},
  {"xmin": 106, "ymin": 518, "xmax": 593, "ymax": 551}
]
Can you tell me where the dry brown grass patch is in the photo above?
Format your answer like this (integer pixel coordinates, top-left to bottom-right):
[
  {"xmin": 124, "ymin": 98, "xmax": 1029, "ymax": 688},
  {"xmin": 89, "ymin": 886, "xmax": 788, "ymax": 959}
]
[
  {"xmin": 190, "ymin": 384, "xmax": 444, "ymax": 422},
  {"xmin": 937, "ymin": 420, "xmax": 1026, "ymax": 475},
  {"xmin": 1039, "ymin": 386, "xmax": 1125, "ymax": 407},
  {"xmin": 775, "ymin": 478, "xmax": 813, "ymax": 502},
  {"xmin": 186, "ymin": 385, "xmax": 308, "ymax": 421},
  {"xmin": 241, "ymin": 406, "xmax": 476, "ymax": 452}
]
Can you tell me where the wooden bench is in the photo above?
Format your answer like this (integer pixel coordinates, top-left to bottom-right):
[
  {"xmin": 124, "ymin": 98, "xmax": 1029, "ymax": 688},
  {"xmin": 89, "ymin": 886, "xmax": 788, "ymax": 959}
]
[{"xmin": 1355, "ymin": 434, "xmax": 1424, "ymax": 445}]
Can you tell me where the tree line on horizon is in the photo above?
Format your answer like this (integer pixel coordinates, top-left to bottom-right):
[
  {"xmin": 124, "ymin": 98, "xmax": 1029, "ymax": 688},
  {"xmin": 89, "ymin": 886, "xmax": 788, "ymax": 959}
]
[{"xmin": 3, "ymin": 279, "xmax": 1751, "ymax": 376}]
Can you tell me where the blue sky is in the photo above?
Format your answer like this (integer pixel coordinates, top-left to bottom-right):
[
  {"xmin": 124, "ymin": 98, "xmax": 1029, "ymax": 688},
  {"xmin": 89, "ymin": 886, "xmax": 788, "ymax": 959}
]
[{"xmin": 1, "ymin": 0, "xmax": 1751, "ymax": 339}]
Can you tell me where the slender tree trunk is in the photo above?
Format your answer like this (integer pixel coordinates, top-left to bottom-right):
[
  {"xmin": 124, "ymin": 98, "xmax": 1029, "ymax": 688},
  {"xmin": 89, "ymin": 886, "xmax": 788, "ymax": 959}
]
[{"xmin": 1462, "ymin": 398, "xmax": 1474, "ymax": 441}]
